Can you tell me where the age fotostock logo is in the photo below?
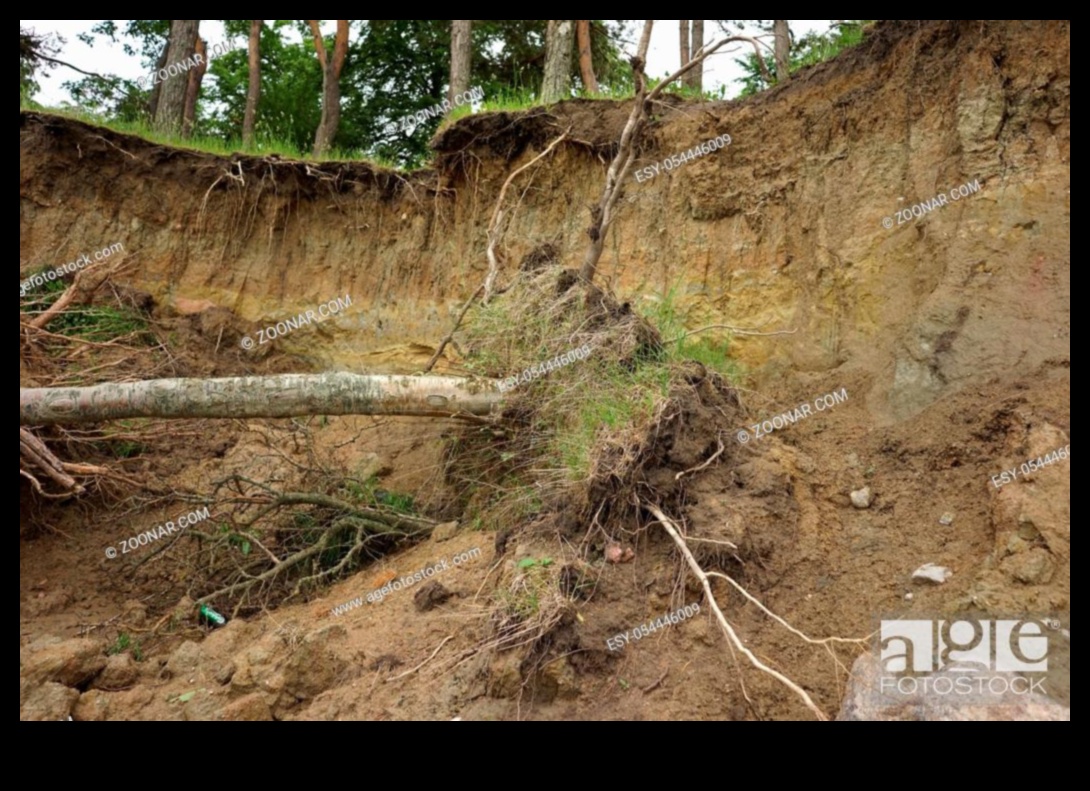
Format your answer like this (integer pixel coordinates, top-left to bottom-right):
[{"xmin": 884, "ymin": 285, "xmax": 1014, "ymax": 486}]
[{"xmin": 879, "ymin": 619, "xmax": 1051, "ymax": 698}]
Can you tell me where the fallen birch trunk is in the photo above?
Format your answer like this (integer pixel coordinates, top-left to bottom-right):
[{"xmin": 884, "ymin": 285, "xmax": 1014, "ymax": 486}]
[{"xmin": 21, "ymin": 372, "xmax": 501, "ymax": 426}]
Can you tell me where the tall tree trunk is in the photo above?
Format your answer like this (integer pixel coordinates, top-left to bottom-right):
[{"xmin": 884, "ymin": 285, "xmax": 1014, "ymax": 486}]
[
  {"xmin": 679, "ymin": 20, "xmax": 690, "ymax": 73},
  {"xmin": 576, "ymin": 20, "xmax": 599, "ymax": 94},
  {"xmin": 153, "ymin": 19, "xmax": 200, "ymax": 135},
  {"xmin": 182, "ymin": 37, "xmax": 208, "ymax": 138},
  {"xmin": 687, "ymin": 20, "xmax": 704, "ymax": 91},
  {"xmin": 21, "ymin": 373, "xmax": 502, "ymax": 426},
  {"xmin": 449, "ymin": 20, "xmax": 472, "ymax": 108},
  {"xmin": 541, "ymin": 20, "xmax": 575, "ymax": 104},
  {"xmin": 148, "ymin": 44, "xmax": 170, "ymax": 118},
  {"xmin": 243, "ymin": 20, "xmax": 262, "ymax": 147},
  {"xmin": 773, "ymin": 19, "xmax": 791, "ymax": 82},
  {"xmin": 309, "ymin": 20, "xmax": 349, "ymax": 158}
]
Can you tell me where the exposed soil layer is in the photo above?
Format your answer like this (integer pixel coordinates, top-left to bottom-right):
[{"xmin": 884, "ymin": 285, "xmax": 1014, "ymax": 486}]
[{"xmin": 20, "ymin": 19, "xmax": 1069, "ymax": 720}]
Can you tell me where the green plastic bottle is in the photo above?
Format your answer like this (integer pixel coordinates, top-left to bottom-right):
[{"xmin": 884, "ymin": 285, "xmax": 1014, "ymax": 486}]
[{"xmin": 198, "ymin": 604, "xmax": 227, "ymax": 628}]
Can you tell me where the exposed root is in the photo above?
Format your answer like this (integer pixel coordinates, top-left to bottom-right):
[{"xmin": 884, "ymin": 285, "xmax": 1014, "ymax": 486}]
[
  {"xmin": 483, "ymin": 129, "xmax": 570, "ymax": 304},
  {"xmin": 675, "ymin": 431, "xmax": 726, "ymax": 481},
  {"xmin": 645, "ymin": 501, "xmax": 832, "ymax": 721},
  {"xmin": 386, "ymin": 635, "xmax": 454, "ymax": 683}
]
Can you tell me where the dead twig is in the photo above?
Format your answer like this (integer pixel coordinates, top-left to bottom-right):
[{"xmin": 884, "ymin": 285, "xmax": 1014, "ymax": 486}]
[
  {"xmin": 677, "ymin": 324, "xmax": 799, "ymax": 340},
  {"xmin": 580, "ymin": 25, "xmax": 772, "ymax": 288},
  {"xmin": 642, "ymin": 669, "xmax": 668, "ymax": 694},
  {"xmin": 29, "ymin": 257, "xmax": 120, "ymax": 331},
  {"xmin": 20, "ymin": 427, "xmax": 83, "ymax": 496},
  {"xmin": 386, "ymin": 635, "xmax": 454, "ymax": 682},
  {"xmin": 423, "ymin": 285, "xmax": 483, "ymax": 373}
]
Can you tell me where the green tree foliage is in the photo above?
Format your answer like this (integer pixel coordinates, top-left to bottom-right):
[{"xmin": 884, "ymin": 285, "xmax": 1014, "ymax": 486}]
[
  {"xmin": 201, "ymin": 21, "xmax": 322, "ymax": 155},
  {"xmin": 20, "ymin": 29, "xmax": 46, "ymax": 102},
  {"xmin": 62, "ymin": 21, "xmax": 170, "ymax": 121},
  {"xmin": 32, "ymin": 19, "xmax": 632, "ymax": 167},
  {"xmin": 734, "ymin": 20, "xmax": 871, "ymax": 97},
  {"xmin": 468, "ymin": 20, "xmax": 631, "ymax": 99},
  {"xmin": 21, "ymin": 28, "xmax": 80, "ymax": 106}
]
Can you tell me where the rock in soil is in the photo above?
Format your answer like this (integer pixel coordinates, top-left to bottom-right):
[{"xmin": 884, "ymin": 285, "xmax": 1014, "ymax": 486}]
[
  {"xmin": 912, "ymin": 563, "xmax": 952, "ymax": 584},
  {"xmin": 850, "ymin": 487, "xmax": 874, "ymax": 508},
  {"xmin": 838, "ymin": 653, "xmax": 1069, "ymax": 721},
  {"xmin": 413, "ymin": 581, "xmax": 454, "ymax": 612}
]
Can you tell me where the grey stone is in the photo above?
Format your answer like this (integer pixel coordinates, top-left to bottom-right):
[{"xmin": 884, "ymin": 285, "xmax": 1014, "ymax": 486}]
[
  {"xmin": 838, "ymin": 653, "xmax": 1069, "ymax": 721},
  {"xmin": 850, "ymin": 487, "xmax": 874, "ymax": 509}
]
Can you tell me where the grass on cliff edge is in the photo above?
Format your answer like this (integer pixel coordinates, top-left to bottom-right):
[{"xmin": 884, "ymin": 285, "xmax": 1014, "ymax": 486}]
[
  {"xmin": 447, "ymin": 265, "xmax": 742, "ymax": 532},
  {"xmin": 20, "ymin": 102, "xmax": 399, "ymax": 168}
]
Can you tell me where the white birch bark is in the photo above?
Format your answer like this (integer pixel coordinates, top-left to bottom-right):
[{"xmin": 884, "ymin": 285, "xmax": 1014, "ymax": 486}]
[{"xmin": 21, "ymin": 373, "xmax": 501, "ymax": 425}]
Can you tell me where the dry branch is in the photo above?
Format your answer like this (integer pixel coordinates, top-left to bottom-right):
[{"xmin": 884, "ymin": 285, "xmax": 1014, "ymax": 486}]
[
  {"xmin": 386, "ymin": 635, "xmax": 454, "ymax": 682},
  {"xmin": 28, "ymin": 256, "xmax": 128, "ymax": 331},
  {"xmin": 250, "ymin": 491, "xmax": 437, "ymax": 535},
  {"xmin": 20, "ymin": 428, "xmax": 83, "ymax": 496},
  {"xmin": 192, "ymin": 477, "xmax": 439, "ymax": 610},
  {"xmin": 423, "ymin": 285, "xmax": 483, "ymax": 374},
  {"xmin": 677, "ymin": 324, "xmax": 798, "ymax": 340},
  {"xmin": 579, "ymin": 23, "xmax": 772, "ymax": 288}
]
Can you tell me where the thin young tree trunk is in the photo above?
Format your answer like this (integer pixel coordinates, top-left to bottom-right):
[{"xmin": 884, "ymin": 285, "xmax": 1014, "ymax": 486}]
[
  {"xmin": 679, "ymin": 20, "xmax": 690, "ymax": 73},
  {"xmin": 576, "ymin": 20, "xmax": 599, "ymax": 94},
  {"xmin": 153, "ymin": 20, "xmax": 200, "ymax": 135},
  {"xmin": 541, "ymin": 20, "xmax": 575, "ymax": 104},
  {"xmin": 21, "ymin": 373, "xmax": 503, "ymax": 426},
  {"xmin": 578, "ymin": 23, "xmax": 768, "ymax": 288},
  {"xmin": 182, "ymin": 37, "xmax": 208, "ymax": 138},
  {"xmin": 243, "ymin": 20, "xmax": 262, "ymax": 147},
  {"xmin": 687, "ymin": 20, "xmax": 704, "ymax": 91},
  {"xmin": 773, "ymin": 20, "xmax": 791, "ymax": 82},
  {"xmin": 449, "ymin": 20, "xmax": 472, "ymax": 107},
  {"xmin": 578, "ymin": 21, "xmax": 654, "ymax": 288},
  {"xmin": 309, "ymin": 20, "xmax": 349, "ymax": 157}
]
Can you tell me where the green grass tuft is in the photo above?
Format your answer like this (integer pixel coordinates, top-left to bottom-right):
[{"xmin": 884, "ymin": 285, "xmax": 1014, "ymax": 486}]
[
  {"xmin": 637, "ymin": 281, "xmax": 745, "ymax": 381},
  {"xmin": 23, "ymin": 274, "xmax": 156, "ymax": 345}
]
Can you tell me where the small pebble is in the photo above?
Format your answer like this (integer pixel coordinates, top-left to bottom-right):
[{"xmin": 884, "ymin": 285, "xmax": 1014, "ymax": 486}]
[
  {"xmin": 912, "ymin": 563, "xmax": 952, "ymax": 584},
  {"xmin": 850, "ymin": 487, "xmax": 873, "ymax": 509},
  {"xmin": 939, "ymin": 512, "xmax": 955, "ymax": 526}
]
